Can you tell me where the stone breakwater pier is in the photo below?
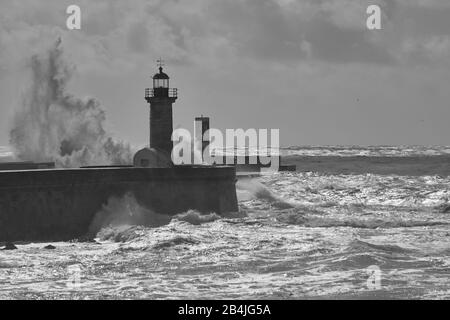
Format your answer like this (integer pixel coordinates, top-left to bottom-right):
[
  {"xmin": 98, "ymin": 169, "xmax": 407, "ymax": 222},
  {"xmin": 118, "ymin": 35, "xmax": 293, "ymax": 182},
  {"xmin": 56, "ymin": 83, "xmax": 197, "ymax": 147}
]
[{"xmin": 0, "ymin": 166, "xmax": 238, "ymax": 242}]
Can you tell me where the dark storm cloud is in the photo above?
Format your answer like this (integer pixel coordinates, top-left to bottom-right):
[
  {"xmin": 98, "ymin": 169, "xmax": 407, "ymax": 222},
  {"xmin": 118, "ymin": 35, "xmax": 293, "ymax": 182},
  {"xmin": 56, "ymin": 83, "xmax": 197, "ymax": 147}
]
[
  {"xmin": 2, "ymin": 0, "xmax": 450, "ymax": 146},
  {"xmin": 3, "ymin": 0, "xmax": 446, "ymax": 67},
  {"xmin": 144, "ymin": 0, "xmax": 397, "ymax": 65},
  {"xmin": 395, "ymin": 3, "xmax": 450, "ymax": 37},
  {"xmin": 2, "ymin": 0, "xmax": 450, "ymax": 67},
  {"xmin": 207, "ymin": 0, "xmax": 308, "ymax": 61},
  {"xmin": 303, "ymin": 16, "xmax": 394, "ymax": 64}
]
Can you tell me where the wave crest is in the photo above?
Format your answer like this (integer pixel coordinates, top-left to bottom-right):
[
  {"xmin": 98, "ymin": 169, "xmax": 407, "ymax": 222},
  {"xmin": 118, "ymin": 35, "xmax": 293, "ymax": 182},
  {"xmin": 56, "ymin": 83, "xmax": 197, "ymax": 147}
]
[{"xmin": 9, "ymin": 38, "xmax": 132, "ymax": 167}]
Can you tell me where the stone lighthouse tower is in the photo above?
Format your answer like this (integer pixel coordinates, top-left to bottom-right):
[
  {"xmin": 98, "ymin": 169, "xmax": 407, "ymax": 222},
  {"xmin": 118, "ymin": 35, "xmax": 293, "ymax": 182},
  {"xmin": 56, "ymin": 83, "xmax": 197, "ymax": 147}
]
[
  {"xmin": 145, "ymin": 60, "xmax": 178, "ymax": 156},
  {"xmin": 134, "ymin": 60, "xmax": 177, "ymax": 168}
]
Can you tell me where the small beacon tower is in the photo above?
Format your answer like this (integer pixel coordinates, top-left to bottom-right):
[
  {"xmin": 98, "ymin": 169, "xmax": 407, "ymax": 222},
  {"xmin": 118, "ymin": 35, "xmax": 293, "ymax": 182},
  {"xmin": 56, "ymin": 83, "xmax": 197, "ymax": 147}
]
[
  {"xmin": 145, "ymin": 60, "xmax": 178, "ymax": 156},
  {"xmin": 195, "ymin": 116, "xmax": 210, "ymax": 163}
]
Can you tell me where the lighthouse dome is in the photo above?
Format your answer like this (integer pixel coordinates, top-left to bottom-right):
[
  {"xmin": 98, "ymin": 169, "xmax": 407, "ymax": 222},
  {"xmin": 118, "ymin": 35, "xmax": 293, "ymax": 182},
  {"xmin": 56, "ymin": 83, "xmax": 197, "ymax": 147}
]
[{"xmin": 153, "ymin": 67, "xmax": 169, "ymax": 79}]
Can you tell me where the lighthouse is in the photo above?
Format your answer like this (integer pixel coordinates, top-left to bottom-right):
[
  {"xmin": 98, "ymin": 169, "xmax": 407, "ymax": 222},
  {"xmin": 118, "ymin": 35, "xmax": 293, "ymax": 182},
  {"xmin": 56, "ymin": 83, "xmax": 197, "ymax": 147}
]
[
  {"xmin": 134, "ymin": 60, "xmax": 177, "ymax": 168},
  {"xmin": 145, "ymin": 60, "xmax": 178, "ymax": 155}
]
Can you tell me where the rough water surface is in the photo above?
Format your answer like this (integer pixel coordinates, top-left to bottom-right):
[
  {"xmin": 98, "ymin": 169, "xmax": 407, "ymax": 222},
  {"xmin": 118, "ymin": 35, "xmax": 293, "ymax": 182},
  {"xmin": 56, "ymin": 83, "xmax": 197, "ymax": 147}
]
[{"xmin": 0, "ymin": 146, "xmax": 449, "ymax": 299}]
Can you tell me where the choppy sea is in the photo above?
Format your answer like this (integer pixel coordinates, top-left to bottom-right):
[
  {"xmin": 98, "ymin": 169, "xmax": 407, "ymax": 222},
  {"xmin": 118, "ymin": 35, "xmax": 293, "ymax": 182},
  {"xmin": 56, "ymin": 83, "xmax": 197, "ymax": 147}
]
[{"xmin": 0, "ymin": 146, "xmax": 449, "ymax": 299}]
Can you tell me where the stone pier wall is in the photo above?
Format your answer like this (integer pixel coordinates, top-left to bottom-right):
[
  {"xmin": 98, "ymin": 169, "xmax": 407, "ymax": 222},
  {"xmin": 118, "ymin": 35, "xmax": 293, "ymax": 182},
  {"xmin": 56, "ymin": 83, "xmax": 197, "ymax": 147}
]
[{"xmin": 0, "ymin": 166, "xmax": 238, "ymax": 242}]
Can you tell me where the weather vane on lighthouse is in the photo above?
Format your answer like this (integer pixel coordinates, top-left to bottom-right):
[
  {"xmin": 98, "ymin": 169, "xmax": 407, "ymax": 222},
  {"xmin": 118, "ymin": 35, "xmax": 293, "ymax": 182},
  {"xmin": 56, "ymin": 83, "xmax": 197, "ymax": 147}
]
[{"xmin": 157, "ymin": 58, "xmax": 165, "ymax": 71}]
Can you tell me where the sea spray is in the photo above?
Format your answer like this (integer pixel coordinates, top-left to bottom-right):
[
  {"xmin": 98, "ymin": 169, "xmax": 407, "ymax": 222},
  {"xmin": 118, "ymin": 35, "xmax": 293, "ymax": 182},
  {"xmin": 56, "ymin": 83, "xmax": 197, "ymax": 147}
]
[
  {"xmin": 0, "ymin": 146, "xmax": 15, "ymax": 162},
  {"xmin": 89, "ymin": 192, "xmax": 172, "ymax": 236},
  {"xmin": 90, "ymin": 193, "xmax": 226, "ymax": 239},
  {"xmin": 236, "ymin": 177, "xmax": 296, "ymax": 209},
  {"xmin": 9, "ymin": 38, "xmax": 132, "ymax": 167},
  {"xmin": 173, "ymin": 210, "xmax": 221, "ymax": 225}
]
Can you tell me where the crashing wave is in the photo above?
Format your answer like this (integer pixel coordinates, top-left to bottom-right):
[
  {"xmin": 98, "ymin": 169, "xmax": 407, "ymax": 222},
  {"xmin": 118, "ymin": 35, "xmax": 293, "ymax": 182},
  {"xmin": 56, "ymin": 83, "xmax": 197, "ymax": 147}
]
[{"xmin": 9, "ymin": 38, "xmax": 132, "ymax": 168}]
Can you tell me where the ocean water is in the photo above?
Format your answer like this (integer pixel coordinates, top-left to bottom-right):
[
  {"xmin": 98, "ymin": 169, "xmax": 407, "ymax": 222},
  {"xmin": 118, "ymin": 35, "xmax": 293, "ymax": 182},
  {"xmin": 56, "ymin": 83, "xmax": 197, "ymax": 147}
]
[
  {"xmin": 0, "ymin": 146, "xmax": 449, "ymax": 299},
  {"xmin": 282, "ymin": 145, "xmax": 450, "ymax": 157}
]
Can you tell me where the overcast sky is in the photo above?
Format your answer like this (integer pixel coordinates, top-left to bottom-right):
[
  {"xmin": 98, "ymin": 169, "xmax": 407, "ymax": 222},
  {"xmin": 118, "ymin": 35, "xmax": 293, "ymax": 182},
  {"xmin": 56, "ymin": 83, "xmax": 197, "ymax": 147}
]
[{"xmin": 1, "ymin": 0, "xmax": 450, "ymax": 147}]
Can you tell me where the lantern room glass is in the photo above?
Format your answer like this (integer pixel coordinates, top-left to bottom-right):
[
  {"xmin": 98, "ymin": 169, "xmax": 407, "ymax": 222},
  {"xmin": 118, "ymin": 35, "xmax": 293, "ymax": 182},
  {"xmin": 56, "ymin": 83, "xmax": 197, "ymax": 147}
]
[{"xmin": 153, "ymin": 78, "xmax": 169, "ymax": 88}]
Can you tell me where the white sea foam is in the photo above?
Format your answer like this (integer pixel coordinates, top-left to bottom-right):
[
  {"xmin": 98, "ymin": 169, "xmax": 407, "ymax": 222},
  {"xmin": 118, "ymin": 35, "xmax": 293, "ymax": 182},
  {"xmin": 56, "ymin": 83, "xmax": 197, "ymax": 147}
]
[
  {"xmin": 281, "ymin": 145, "xmax": 450, "ymax": 157},
  {"xmin": 1, "ymin": 168, "xmax": 449, "ymax": 299},
  {"xmin": 0, "ymin": 146, "xmax": 14, "ymax": 161}
]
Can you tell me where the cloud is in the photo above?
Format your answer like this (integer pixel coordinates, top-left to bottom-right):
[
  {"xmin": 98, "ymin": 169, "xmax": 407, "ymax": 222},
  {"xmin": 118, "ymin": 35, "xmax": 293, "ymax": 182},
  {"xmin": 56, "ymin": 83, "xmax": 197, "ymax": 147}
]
[
  {"xmin": 2, "ymin": 0, "xmax": 450, "ymax": 146},
  {"xmin": 2, "ymin": 0, "xmax": 450, "ymax": 70},
  {"xmin": 401, "ymin": 35, "xmax": 450, "ymax": 64}
]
